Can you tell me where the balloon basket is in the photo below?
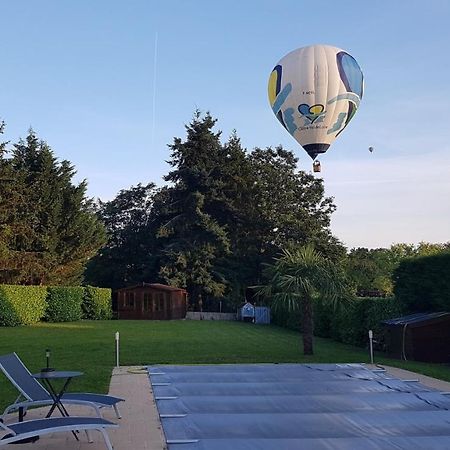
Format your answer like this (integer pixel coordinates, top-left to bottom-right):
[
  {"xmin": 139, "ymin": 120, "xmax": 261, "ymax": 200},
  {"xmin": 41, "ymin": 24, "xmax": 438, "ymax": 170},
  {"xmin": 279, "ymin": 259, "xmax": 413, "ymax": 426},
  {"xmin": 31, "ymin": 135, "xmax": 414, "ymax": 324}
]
[{"xmin": 313, "ymin": 161, "xmax": 321, "ymax": 173}]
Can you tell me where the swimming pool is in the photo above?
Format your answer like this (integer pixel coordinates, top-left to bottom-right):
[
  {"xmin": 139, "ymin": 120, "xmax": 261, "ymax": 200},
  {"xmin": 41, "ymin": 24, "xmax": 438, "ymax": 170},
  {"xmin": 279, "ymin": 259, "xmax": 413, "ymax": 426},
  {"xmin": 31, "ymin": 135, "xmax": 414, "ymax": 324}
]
[{"xmin": 149, "ymin": 363, "xmax": 450, "ymax": 449}]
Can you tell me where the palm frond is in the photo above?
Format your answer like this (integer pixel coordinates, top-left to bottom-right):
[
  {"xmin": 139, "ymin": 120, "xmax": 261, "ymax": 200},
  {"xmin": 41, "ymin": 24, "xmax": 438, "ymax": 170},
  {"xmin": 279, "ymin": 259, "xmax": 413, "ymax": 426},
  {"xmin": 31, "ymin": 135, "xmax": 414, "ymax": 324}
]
[{"xmin": 258, "ymin": 242, "xmax": 348, "ymax": 313}]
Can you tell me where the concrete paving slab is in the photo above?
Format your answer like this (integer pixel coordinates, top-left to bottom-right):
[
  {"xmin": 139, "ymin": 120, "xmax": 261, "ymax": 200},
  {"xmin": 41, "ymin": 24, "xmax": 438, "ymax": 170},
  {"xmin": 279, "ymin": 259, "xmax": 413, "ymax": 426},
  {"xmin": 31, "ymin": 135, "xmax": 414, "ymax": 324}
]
[
  {"xmin": 373, "ymin": 364, "xmax": 450, "ymax": 392},
  {"xmin": 1, "ymin": 366, "xmax": 166, "ymax": 450}
]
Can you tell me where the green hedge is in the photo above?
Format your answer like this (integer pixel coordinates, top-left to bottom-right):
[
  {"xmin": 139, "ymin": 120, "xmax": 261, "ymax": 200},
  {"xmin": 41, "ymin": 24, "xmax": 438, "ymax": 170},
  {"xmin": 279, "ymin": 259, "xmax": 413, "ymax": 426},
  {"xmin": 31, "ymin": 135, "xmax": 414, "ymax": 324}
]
[
  {"xmin": 0, "ymin": 284, "xmax": 113, "ymax": 326},
  {"xmin": 327, "ymin": 297, "xmax": 402, "ymax": 346},
  {"xmin": 0, "ymin": 285, "xmax": 48, "ymax": 326},
  {"xmin": 272, "ymin": 296, "xmax": 402, "ymax": 347},
  {"xmin": 45, "ymin": 286, "xmax": 84, "ymax": 322},
  {"xmin": 271, "ymin": 307, "xmax": 301, "ymax": 332},
  {"xmin": 393, "ymin": 252, "xmax": 450, "ymax": 313},
  {"xmin": 82, "ymin": 286, "xmax": 112, "ymax": 320}
]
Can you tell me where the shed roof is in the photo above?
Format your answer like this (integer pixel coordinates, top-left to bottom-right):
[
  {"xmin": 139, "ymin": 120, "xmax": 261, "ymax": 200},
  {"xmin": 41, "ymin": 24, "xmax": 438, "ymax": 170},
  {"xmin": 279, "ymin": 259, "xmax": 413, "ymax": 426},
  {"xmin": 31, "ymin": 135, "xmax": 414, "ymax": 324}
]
[
  {"xmin": 381, "ymin": 312, "xmax": 450, "ymax": 326},
  {"xmin": 117, "ymin": 283, "xmax": 186, "ymax": 293}
]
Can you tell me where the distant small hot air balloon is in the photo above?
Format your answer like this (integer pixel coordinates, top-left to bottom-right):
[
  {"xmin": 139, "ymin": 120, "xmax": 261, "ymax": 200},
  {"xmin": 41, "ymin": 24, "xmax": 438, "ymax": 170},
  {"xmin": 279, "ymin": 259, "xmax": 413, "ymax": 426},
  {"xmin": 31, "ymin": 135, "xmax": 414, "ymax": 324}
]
[
  {"xmin": 368, "ymin": 146, "xmax": 374, "ymax": 153},
  {"xmin": 268, "ymin": 44, "xmax": 364, "ymax": 172}
]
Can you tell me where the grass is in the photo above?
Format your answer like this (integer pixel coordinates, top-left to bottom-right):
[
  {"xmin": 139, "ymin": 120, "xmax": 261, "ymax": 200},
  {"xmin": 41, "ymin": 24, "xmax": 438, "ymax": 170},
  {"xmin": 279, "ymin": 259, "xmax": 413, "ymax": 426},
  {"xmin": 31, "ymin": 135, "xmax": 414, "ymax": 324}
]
[{"xmin": 0, "ymin": 320, "xmax": 449, "ymax": 411}]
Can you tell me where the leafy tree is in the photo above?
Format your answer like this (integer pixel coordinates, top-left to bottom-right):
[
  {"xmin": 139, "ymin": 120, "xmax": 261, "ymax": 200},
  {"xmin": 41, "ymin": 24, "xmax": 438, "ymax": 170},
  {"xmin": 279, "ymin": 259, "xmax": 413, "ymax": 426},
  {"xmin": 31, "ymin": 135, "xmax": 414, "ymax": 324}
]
[
  {"xmin": 0, "ymin": 128, "xmax": 105, "ymax": 285},
  {"xmin": 345, "ymin": 247, "xmax": 390, "ymax": 294},
  {"xmin": 346, "ymin": 242, "xmax": 450, "ymax": 295},
  {"xmin": 246, "ymin": 146, "xmax": 343, "ymax": 262},
  {"xmin": 415, "ymin": 242, "xmax": 450, "ymax": 256},
  {"xmin": 213, "ymin": 144, "xmax": 345, "ymax": 308},
  {"xmin": 259, "ymin": 244, "xmax": 347, "ymax": 355},
  {"xmin": 158, "ymin": 114, "xmax": 342, "ymax": 309},
  {"xmin": 84, "ymin": 183, "xmax": 162, "ymax": 289},
  {"xmin": 220, "ymin": 145, "xmax": 345, "ymax": 303},
  {"xmin": 86, "ymin": 114, "xmax": 344, "ymax": 309},
  {"xmin": 80, "ymin": 111, "xmax": 344, "ymax": 307}
]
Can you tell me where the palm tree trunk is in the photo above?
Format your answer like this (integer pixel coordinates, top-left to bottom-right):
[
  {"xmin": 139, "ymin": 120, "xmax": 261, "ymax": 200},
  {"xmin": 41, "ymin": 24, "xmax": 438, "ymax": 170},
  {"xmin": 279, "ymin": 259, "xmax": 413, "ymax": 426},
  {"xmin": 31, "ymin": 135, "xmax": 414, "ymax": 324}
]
[{"xmin": 301, "ymin": 295, "xmax": 314, "ymax": 355}]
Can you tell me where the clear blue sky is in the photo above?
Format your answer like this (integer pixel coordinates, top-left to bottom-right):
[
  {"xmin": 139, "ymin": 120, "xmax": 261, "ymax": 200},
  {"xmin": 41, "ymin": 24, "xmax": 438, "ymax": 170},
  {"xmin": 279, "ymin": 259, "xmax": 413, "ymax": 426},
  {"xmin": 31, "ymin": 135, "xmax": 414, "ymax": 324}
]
[{"xmin": 1, "ymin": 0, "xmax": 449, "ymax": 248}]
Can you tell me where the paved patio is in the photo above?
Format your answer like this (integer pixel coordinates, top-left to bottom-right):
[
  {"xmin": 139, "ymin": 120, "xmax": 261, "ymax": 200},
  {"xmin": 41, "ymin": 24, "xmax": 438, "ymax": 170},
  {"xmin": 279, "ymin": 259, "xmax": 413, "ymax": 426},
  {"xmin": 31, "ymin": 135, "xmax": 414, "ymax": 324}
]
[
  {"xmin": 2, "ymin": 364, "xmax": 450, "ymax": 449},
  {"xmin": 1, "ymin": 366, "xmax": 166, "ymax": 450}
]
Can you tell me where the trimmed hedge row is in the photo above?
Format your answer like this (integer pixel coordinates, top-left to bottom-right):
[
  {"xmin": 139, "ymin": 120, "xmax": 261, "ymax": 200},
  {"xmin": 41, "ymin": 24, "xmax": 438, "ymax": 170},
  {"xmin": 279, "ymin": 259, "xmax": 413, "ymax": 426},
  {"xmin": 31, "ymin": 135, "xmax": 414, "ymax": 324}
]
[
  {"xmin": 45, "ymin": 287, "xmax": 84, "ymax": 322},
  {"xmin": 0, "ymin": 285, "xmax": 47, "ymax": 326},
  {"xmin": 393, "ymin": 252, "xmax": 450, "ymax": 313},
  {"xmin": 272, "ymin": 296, "xmax": 402, "ymax": 347},
  {"xmin": 0, "ymin": 285, "xmax": 112, "ymax": 326},
  {"xmin": 82, "ymin": 286, "xmax": 113, "ymax": 320}
]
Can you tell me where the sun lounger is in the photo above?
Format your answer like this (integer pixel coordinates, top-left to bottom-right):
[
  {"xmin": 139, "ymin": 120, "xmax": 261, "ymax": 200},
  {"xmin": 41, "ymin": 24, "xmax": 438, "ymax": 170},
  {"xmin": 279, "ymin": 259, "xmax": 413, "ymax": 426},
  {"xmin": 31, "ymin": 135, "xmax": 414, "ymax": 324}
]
[
  {"xmin": 0, "ymin": 353, "xmax": 124, "ymax": 419},
  {"xmin": 0, "ymin": 416, "xmax": 117, "ymax": 449}
]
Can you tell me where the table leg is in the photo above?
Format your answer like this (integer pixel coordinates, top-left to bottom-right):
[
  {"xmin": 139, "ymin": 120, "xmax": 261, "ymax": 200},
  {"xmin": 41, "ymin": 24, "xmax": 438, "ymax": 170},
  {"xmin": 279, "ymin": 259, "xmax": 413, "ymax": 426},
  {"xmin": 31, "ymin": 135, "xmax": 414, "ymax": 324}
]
[
  {"xmin": 18, "ymin": 407, "xmax": 24, "ymax": 422},
  {"xmin": 42, "ymin": 378, "xmax": 79, "ymax": 441},
  {"xmin": 44, "ymin": 378, "xmax": 72, "ymax": 418}
]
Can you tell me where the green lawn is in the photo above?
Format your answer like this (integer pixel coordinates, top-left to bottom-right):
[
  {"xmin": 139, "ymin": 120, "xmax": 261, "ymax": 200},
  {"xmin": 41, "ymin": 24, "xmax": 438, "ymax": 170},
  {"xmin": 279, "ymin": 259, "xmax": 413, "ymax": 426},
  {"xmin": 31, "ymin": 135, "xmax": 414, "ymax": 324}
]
[{"xmin": 0, "ymin": 320, "xmax": 449, "ymax": 411}]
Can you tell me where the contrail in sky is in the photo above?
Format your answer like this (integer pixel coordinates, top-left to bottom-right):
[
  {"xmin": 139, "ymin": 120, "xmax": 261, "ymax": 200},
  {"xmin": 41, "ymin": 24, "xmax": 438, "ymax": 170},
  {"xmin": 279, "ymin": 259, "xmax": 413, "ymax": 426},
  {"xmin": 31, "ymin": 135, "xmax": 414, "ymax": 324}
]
[{"xmin": 151, "ymin": 32, "xmax": 158, "ymax": 148}]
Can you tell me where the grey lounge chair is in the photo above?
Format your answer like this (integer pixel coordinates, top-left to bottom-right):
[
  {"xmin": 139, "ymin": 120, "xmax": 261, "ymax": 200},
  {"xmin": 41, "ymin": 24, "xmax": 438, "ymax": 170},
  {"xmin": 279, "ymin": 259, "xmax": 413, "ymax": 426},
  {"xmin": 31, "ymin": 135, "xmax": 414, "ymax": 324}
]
[
  {"xmin": 0, "ymin": 416, "xmax": 117, "ymax": 449},
  {"xmin": 0, "ymin": 353, "xmax": 124, "ymax": 420}
]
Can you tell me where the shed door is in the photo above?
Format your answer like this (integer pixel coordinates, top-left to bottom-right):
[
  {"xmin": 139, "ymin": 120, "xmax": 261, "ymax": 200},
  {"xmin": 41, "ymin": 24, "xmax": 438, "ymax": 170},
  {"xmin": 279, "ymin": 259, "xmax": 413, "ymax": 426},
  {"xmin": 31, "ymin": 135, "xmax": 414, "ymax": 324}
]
[{"xmin": 242, "ymin": 304, "xmax": 254, "ymax": 317}]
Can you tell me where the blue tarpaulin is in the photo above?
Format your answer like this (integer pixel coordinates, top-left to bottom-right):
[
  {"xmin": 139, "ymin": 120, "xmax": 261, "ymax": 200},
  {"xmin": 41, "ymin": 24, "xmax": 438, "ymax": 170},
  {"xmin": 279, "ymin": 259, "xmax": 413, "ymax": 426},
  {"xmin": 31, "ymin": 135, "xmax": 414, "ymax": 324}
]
[{"xmin": 148, "ymin": 363, "xmax": 450, "ymax": 449}]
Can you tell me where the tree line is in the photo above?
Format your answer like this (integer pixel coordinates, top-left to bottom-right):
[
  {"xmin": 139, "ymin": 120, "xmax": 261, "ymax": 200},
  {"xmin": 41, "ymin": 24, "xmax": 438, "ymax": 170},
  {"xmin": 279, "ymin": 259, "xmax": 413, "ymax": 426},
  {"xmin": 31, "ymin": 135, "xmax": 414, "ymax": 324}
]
[
  {"xmin": 84, "ymin": 112, "xmax": 342, "ymax": 310},
  {"xmin": 1, "ymin": 114, "xmax": 448, "ymax": 311},
  {"xmin": 346, "ymin": 242, "xmax": 450, "ymax": 296}
]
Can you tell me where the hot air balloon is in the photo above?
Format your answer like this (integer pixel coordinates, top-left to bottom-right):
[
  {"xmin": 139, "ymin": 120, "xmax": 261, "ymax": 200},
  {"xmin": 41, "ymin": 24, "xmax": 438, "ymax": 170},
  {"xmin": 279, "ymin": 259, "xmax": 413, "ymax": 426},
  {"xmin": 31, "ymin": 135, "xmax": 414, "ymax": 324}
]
[{"xmin": 268, "ymin": 44, "xmax": 364, "ymax": 172}]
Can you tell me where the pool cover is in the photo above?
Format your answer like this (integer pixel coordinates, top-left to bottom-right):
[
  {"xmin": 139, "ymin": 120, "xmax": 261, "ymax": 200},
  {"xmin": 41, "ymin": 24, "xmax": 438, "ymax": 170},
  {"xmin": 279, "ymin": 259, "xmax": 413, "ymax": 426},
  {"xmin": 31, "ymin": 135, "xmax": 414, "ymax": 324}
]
[{"xmin": 148, "ymin": 363, "xmax": 450, "ymax": 449}]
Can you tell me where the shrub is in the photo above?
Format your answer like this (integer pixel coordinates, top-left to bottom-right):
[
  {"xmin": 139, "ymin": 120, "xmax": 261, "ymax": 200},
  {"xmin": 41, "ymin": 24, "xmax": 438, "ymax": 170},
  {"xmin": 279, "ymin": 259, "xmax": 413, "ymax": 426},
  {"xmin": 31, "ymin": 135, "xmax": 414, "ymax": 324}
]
[
  {"xmin": 393, "ymin": 252, "xmax": 450, "ymax": 313},
  {"xmin": 271, "ymin": 307, "xmax": 301, "ymax": 331},
  {"xmin": 340, "ymin": 298, "xmax": 378, "ymax": 345},
  {"xmin": 45, "ymin": 286, "xmax": 84, "ymax": 322},
  {"xmin": 330, "ymin": 297, "xmax": 402, "ymax": 346},
  {"xmin": 0, "ymin": 284, "xmax": 47, "ymax": 326},
  {"xmin": 330, "ymin": 299, "xmax": 364, "ymax": 345},
  {"xmin": 82, "ymin": 286, "xmax": 112, "ymax": 320},
  {"xmin": 273, "ymin": 295, "xmax": 402, "ymax": 347},
  {"xmin": 313, "ymin": 298, "xmax": 335, "ymax": 339},
  {"xmin": 364, "ymin": 296, "xmax": 403, "ymax": 338}
]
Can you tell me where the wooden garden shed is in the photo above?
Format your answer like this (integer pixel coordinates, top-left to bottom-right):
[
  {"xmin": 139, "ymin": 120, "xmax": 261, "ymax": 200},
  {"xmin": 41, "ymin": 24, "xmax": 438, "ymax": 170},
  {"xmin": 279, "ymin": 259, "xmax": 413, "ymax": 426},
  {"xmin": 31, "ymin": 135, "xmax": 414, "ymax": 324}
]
[
  {"xmin": 116, "ymin": 283, "xmax": 187, "ymax": 320},
  {"xmin": 381, "ymin": 312, "xmax": 450, "ymax": 363}
]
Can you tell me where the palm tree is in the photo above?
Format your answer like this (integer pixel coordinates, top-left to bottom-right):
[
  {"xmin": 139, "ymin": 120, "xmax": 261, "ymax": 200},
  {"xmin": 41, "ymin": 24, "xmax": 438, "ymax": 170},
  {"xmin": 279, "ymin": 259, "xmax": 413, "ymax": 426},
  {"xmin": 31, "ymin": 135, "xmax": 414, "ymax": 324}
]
[{"xmin": 259, "ymin": 244, "xmax": 346, "ymax": 355}]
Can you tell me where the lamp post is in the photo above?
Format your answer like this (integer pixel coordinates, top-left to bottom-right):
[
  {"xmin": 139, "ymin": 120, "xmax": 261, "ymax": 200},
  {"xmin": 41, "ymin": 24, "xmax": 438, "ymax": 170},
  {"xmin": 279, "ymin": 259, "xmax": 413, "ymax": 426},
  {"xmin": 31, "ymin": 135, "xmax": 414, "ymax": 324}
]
[
  {"xmin": 368, "ymin": 330, "xmax": 374, "ymax": 364},
  {"xmin": 42, "ymin": 349, "xmax": 54, "ymax": 372},
  {"xmin": 115, "ymin": 332, "xmax": 120, "ymax": 368}
]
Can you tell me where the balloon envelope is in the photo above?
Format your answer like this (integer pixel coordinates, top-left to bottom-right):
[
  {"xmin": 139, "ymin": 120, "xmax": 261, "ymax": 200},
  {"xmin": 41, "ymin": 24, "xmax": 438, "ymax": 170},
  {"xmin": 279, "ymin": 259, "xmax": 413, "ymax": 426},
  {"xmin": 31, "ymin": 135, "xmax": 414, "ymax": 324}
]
[{"xmin": 268, "ymin": 44, "xmax": 364, "ymax": 160}]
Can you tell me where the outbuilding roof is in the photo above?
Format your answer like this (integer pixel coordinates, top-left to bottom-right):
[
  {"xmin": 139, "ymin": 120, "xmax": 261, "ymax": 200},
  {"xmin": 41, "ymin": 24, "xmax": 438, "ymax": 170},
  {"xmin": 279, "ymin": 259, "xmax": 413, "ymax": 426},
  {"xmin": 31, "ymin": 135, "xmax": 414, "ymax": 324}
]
[
  {"xmin": 381, "ymin": 312, "xmax": 450, "ymax": 326},
  {"xmin": 117, "ymin": 283, "xmax": 186, "ymax": 293}
]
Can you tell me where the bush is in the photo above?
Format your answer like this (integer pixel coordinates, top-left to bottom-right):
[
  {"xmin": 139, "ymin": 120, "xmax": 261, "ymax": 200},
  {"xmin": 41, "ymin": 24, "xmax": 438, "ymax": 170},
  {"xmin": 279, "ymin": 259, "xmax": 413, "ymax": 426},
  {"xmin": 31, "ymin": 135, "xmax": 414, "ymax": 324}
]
[
  {"xmin": 329, "ymin": 297, "xmax": 402, "ymax": 346},
  {"xmin": 0, "ymin": 285, "xmax": 47, "ymax": 326},
  {"xmin": 393, "ymin": 252, "xmax": 450, "ymax": 313},
  {"xmin": 45, "ymin": 286, "xmax": 84, "ymax": 322},
  {"xmin": 82, "ymin": 286, "xmax": 112, "ymax": 320},
  {"xmin": 313, "ymin": 298, "xmax": 334, "ymax": 338},
  {"xmin": 364, "ymin": 296, "xmax": 403, "ymax": 338},
  {"xmin": 273, "ymin": 296, "xmax": 402, "ymax": 347},
  {"xmin": 271, "ymin": 307, "xmax": 301, "ymax": 331}
]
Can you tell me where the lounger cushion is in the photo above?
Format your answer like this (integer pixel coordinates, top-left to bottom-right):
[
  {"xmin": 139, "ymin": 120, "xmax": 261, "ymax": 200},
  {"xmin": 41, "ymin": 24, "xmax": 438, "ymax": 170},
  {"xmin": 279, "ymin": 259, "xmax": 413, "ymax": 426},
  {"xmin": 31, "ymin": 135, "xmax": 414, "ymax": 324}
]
[
  {"xmin": 6, "ymin": 416, "xmax": 115, "ymax": 435},
  {"xmin": 62, "ymin": 393, "xmax": 123, "ymax": 406}
]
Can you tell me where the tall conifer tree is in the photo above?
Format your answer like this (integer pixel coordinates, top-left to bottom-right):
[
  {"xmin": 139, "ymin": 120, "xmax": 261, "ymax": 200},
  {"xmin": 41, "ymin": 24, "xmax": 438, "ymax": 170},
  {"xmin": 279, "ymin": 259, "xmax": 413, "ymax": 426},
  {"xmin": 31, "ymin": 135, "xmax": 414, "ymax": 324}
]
[
  {"xmin": 0, "ymin": 128, "xmax": 105, "ymax": 284},
  {"xmin": 158, "ymin": 112, "xmax": 230, "ymax": 308}
]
